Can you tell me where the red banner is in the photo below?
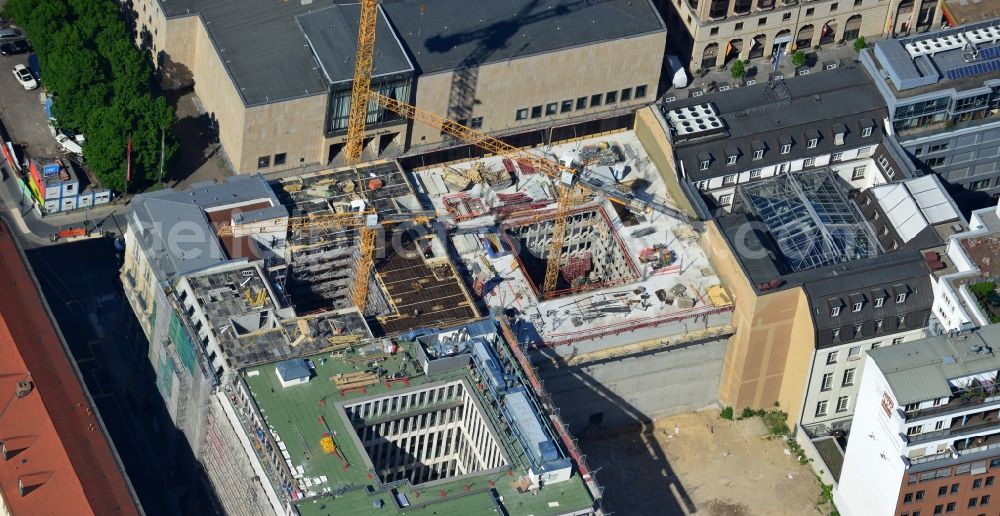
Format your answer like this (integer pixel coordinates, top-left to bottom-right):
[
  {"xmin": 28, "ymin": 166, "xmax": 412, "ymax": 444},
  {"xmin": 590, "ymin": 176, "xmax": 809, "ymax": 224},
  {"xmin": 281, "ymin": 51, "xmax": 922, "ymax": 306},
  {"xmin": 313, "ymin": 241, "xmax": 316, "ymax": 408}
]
[{"xmin": 126, "ymin": 135, "xmax": 132, "ymax": 182}]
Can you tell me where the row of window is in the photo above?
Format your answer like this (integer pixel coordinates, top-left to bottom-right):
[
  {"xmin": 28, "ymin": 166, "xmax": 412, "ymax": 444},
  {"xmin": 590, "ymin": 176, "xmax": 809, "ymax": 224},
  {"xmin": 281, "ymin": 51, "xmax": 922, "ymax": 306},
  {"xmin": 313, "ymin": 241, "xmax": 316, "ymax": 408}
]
[
  {"xmin": 820, "ymin": 368, "xmax": 856, "ymax": 391},
  {"xmin": 826, "ymin": 339, "xmax": 902, "ymax": 365},
  {"xmin": 514, "ymin": 86, "xmax": 648, "ymax": 121},
  {"xmin": 814, "ymin": 395, "xmax": 850, "ymax": 416},
  {"xmin": 830, "ymin": 316, "xmax": 910, "ymax": 341},
  {"xmin": 258, "ymin": 152, "xmax": 288, "ymax": 169},
  {"xmin": 901, "ymin": 495, "xmax": 991, "ymax": 515},
  {"xmin": 831, "ymin": 292, "xmax": 906, "ymax": 316}
]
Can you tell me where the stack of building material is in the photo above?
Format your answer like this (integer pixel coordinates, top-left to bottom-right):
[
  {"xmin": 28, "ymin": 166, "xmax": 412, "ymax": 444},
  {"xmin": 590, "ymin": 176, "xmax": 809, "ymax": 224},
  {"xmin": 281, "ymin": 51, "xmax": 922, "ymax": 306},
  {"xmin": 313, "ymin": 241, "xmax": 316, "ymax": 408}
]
[
  {"xmin": 578, "ymin": 142, "xmax": 622, "ymax": 166},
  {"xmin": 560, "ymin": 252, "xmax": 593, "ymax": 284}
]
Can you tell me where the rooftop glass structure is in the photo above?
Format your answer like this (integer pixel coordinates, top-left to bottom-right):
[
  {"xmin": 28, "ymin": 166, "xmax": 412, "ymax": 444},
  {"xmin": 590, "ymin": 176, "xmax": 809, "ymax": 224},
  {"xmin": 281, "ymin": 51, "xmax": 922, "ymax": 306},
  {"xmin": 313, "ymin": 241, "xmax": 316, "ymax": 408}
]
[{"xmin": 732, "ymin": 169, "xmax": 882, "ymax": 272}]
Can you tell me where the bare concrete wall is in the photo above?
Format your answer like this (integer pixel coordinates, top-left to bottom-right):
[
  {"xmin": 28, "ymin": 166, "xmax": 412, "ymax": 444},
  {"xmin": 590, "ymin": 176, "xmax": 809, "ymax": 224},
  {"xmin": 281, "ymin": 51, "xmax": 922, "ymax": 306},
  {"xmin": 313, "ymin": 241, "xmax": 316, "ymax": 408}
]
[{"xmin": 534, "ymin": 338, "xmax": 729, "ymax": 433}]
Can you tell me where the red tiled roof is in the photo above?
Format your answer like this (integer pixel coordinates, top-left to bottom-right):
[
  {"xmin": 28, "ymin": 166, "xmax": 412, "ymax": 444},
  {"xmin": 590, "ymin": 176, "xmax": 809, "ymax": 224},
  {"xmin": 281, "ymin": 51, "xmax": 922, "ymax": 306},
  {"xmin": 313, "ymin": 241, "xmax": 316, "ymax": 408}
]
[{"xmin": 0, "ymin": 220, "xmax": 139, "ymax": 515}]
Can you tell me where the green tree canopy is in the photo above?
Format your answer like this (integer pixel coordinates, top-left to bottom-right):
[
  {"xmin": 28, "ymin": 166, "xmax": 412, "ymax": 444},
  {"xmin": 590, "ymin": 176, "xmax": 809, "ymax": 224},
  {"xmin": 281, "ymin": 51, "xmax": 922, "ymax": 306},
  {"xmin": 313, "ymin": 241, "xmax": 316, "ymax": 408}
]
[
  {"xmin": 4, "ymin": 0, "xmax": 177, "ymax": 193},
  {"xmin": 730, "ymin": 60, "xmax": 746, "ymax": 80},
  {"xmin": 854, "ymin": 36, "xmax": 867, "ymax": 53},
  {"xmin": 791, "ymin": 50, "xmax": 807, "ymax": 68}
]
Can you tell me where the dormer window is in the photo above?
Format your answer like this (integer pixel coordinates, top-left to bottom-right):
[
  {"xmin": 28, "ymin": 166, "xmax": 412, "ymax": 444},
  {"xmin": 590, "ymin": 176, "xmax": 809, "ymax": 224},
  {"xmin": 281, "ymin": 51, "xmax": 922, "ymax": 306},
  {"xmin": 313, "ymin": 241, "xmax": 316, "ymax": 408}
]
[
  {"xmin": 893, "ymin": 284, "xmax": 909, "ymax": 304},
  {"xmin": 834, "ymin": 124, "xmax": 847, "ymax": 146},
  {"xmin": 875, "ymin": 296, "xmax": 884, "ymax": 307},
  {"xmin": 752, "ymin": 141, "xmax": 766, "ymax": 160},
  {"xmin": 862, "ymin": 126, "xmax": 873, "ymax": 137},
  {"xmin": 808, "ymin": 138, "xmax": 818, "ymax": 148},
  {"xmin": 852, "ymin": 302, "xmax": 863, "ymax": 312},
  {"xmin": 781, "ymin": 143, "xmax": 791, "ymax": 154},
  {"xmin": 832, "ymin": 306, "xmax": 841, "ymax": 316},
  {"xmin": 727, "ymin": 155, "xmax": 737, "ymax": 165},
  {"xmin": 700, "ymin": 160, "xmax": 710, "ymax": 170},
  {"xmin": 699, "ymin": 152, "xmax": 711, "ymax": 171},
  {"xmin": 897, "ymin": 292, "xmax": 907, "ymax": 303},
  {"xmin": 726, "ymin": 146, "xmax": 739, "ymax": 166},
  {"xmin": 753, "ymin": 149, "xmax": 764, "ymax": 160}
]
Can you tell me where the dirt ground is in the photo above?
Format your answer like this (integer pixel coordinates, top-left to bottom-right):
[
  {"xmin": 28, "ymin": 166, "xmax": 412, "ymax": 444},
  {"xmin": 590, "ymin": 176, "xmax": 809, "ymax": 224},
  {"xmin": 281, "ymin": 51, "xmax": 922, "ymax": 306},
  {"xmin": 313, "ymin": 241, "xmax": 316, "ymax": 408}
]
[{"xmin": 581, "ymin": 408, "xmax": 826, "ymax": 516}]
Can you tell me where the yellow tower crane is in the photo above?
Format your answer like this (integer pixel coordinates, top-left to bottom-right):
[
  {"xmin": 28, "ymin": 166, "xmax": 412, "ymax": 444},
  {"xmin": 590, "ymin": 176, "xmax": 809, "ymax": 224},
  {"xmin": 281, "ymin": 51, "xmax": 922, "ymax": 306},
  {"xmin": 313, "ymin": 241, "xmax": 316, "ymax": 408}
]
[{"xmin": 344, "ymin": 0, "xmax": 646, "ymax": 300}]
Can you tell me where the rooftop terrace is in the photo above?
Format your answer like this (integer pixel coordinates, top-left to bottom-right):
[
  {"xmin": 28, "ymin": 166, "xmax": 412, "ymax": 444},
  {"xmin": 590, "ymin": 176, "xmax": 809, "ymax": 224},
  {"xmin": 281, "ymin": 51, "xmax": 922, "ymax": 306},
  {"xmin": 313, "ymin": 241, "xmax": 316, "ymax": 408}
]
[{"xmin": 236, "ymin": 321, "xmax": 595, "ymax": 515}]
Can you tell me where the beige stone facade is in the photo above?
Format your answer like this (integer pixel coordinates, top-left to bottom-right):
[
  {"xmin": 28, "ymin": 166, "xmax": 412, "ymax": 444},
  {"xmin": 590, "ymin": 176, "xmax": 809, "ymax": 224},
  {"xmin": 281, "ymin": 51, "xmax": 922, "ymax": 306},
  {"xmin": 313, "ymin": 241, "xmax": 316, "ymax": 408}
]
[
  {"xmin": 659, "ymin": 0, "xmax": 944, "ymax": 71},
  {"xmin": 130, "ymin": 0, "xmax": 666, "ymax": 175}
]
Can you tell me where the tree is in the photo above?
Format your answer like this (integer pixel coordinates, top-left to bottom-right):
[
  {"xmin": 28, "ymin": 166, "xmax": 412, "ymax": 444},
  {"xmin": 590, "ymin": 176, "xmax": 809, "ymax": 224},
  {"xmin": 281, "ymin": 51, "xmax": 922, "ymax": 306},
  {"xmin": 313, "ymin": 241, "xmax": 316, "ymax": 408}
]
[
  {"xmin": 791, "ymin": 50, "xmax": 807, "ymax": 68},
  {"xmin": 4, "ymin": 0, "xmax": 177, "ymax": 193},
  {"xmin": 853, "ymin": 36, "xmax": 867, "ymax": 53},
  {"xmin": 730, "ymin": 60, "xmax": 746, "ymax": 81}
]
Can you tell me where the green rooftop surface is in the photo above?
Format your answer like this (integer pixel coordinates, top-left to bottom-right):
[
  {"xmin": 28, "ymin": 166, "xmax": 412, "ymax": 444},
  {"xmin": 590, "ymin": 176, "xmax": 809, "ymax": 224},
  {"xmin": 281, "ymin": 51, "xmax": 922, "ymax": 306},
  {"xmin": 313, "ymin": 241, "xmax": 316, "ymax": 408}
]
[{"xmin": 242, "ymin": 340, "xmax": 595, "ymax": 516}]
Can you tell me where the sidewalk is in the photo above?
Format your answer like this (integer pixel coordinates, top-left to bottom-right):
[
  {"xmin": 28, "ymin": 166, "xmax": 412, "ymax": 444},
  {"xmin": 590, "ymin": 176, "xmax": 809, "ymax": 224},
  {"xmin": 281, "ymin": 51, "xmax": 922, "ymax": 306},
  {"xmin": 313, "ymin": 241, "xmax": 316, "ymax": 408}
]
[{"xmin": 664, "ymin": 42, "xmax": 863, "ymax": 101}]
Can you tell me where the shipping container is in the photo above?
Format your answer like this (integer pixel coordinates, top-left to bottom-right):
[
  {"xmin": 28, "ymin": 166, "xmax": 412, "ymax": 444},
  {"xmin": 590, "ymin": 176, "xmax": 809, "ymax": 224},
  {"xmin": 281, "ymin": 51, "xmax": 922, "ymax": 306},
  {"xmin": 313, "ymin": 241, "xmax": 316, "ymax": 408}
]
[
  {"xmin": 60, "ymin": 196, "xmax": 76, "ymax": 211},
  {"xmin": 93, "ymin": 190, "xmax": 111, "ymax": 205},
  {"xmin": 77, "ymin": 192, "xmax": 94, "ymax": 208},
  {"xmin": 43, "ymin": 199, "xmax": 58, "ymax": 213}
]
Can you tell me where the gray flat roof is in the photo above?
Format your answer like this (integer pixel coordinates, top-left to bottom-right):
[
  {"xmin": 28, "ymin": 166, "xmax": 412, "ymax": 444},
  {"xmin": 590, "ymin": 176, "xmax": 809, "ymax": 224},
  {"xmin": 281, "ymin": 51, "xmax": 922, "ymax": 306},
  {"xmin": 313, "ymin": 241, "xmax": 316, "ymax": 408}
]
[
  {"xmin": 128, "ymin": 175, "xmax": 283, "ymax": 280},
  {"xmin": 297, "ymin": 5, "xmax": 413, "ymax": 85},
  {"xmin": 869, "ymin": 324, "xmax": 1000, "ymax": 405},
  {"xmin": 869, "ymin": 18, "xmax": 1000, "ymax": 99},
  {"xmin": 382, "ymin": 0, "xmax": 665, "ymax": 74},
  {"xmin": 158, "ymin": 0, "xmax": 665, "ymax": 105}
]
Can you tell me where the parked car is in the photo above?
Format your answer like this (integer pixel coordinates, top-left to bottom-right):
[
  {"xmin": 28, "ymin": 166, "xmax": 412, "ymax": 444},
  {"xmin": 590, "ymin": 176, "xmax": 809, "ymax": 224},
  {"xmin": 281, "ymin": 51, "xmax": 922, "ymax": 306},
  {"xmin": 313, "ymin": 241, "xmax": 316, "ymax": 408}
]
[
  {"xmin": 12, "ymin": 64, "xmax": 36, "ymax": 90},
  {"xmin": 0, "ymin": 39, "xmax": 30, "ymax": 56},
  {"xmin": 0, "ymin": 28, "xmax": 22, "ymax": 42}
]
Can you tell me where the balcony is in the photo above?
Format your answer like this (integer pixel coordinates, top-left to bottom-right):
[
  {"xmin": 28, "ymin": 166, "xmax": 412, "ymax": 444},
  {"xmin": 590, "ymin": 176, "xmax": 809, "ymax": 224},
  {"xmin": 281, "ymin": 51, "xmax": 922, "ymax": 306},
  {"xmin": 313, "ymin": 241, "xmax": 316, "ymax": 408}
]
[
  {"xmin": 905, "ymin": 393, "xmax": 1000, "ymax": 421},
  {"xmin": 907, "ymin": 412, "xmax": 1000, "ymax": 445}
]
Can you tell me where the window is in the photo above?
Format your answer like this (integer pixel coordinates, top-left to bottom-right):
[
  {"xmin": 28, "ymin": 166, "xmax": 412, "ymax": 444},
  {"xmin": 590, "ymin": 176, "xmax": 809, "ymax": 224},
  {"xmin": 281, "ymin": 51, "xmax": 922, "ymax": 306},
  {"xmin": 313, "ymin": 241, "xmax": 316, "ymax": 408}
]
[
  {"xmin": 727, "ymin": 155, "xmax": 737, "ymax": 165},
  {"xmin": 750, "ymin": 169, "xmax": 762, "ymax": 179},
  {"xmin": 969, "ymin": 179, "xmax": 991, "ymax": 191},
  {"xmin": 935, "ymin": 420, "xmax": 944, "ymax": 430},
  {"xmin": 273, "ymin": 153, "xmax": 287, "ymax": 166},
  {"xmin": 735, "ymin": 22, "xmax": 744, "ymax": 30},
  {"xmin": 862, "ymin": 126, "xmax": 873, "ymax": 137},
  {"xmin": 561, "ymin": 100, "xmax": 573, "ymax": 113},
  {"xmin": 821, "ymin": 373, "xmax": 833, "ymax": 391},
  {"xmin": 606, "ymin": 91, "xmax": 617, "ymax": 104},
  {"xmin": 951, "ymin": 484, "xmax": 960, "ymax": 494},
  {"xmin": 783, "ymin": 12, "xmax": 791, "ymax": 20},
  {"xmin": 830, "ymin": 2, "xmax": 838, "ymax": 10},
  {"xmin": 916, "ymin": 490, "xmax": 925, "ymax": 500},
  {"xmin": 938, "ymin": 486, "xmax": 948, "ymax": 497},
  {"xmin": 546, "ymin": 103, "xmax": 558, "ymax": 115},
  {"xmin": 872, "ymin": 342, "xmax": 881, "ymax": 349},
  {"xmin": 471, "ymin": 117, "xmax": 483, "ymax": 129},
  {"xmin": 804, "ymin": 157, "xmax": 815, "ymax": 167},
  {"xmin": 718, "ymin": 193, "xmax": 733, "ymax": 205},
  {"xmin": 852, "ymin": 301, "xmax": 863, "ymax": 312},
  {"xmin": 987, "ymin": 477, "xmax": 994, "ymax": 486},
  {"xmin": 836, "ymin": 396, "xmax": 849, "ymax": 412},
  {"xmin": 833, "ymin": 328, "xmax": 841, "ymax": 339},
  {"xmin": 781, "ymin": 143, "xmax": 791, "ymax": 154},
  {"xmin": 621, "ymin": 88, "xmax": 632, "ymax": 101},
  {"xmin": 816, "ymin": 400, "xmax": 828, "ymax": 416},
  {"xmin": 974, "ymin": 479, "xmax": 982, "ymax": 489},
  {"xmin": 852, "ymin": 166, "xmax": 866, "ymax": 180},
  {"xmin": 808, "ymin": 138, "xmax": 818, "ymax": 148},
  {"xmin": 635, "ymin": 85, "xmax": 648, "ymax": 98},
  {"xmin": 928, "ymin": 142, "xmax": 950, "ymax": 153},
  {"xmin": 876, "ymin": 319, "xmax": 884, "ymax": 330},
  {"xmin": 576, "ymin": 97, "xmax": 587, "ymax": 110},
  {"xmin": 827, "ymin": 351, "xmax": 838, "ymax": 364},
  {"xmin": 516, "ymin": 108, "xmax": 529, "ymax": 120},
  {"xmin": 933, "ymin": 506, "xmax": 943, "ymax": 515},
  {"xmin": 531, "ymin": 106, "xmax": 543, "ymax": 118},
  {"xmin": 753, "ymin": 149, "xmax": 764, "ymax": 160},
  {"xmin": 843, "ymin": 368, "xmax": 856, "ymax": 386},
  {"xmin": 898, "ymin": 315, "xmax": 907, "ymax": 327},
  {"xmin": 905, "ymin": 493, "xmax": 914, "ymax": 503},
  {"xmin": 700, "ymin": 160, "xmax": 710, "ymax": 171},
  {"xmin": 723, "ymin": 174, "xmax": 737, "ymax": 184},
  {"xmin": 832, "ymin": 151, "xmax": 843, "ymax": 161},
  {"xmin": 854, "ymin": 0, "xmax": 862, "ymax": 5},
  {"xmin": 875, "ymin": 296, "xmax": 885, "ymax": 308},
  {"xmin": 926, "ymin": 157, "xmax": 946, "ymax": 167},
  {"xmin": 907, "ymin": 425, "xmax": 924, "ymax": 436},
  {"xmin": 710, "ymin": 27, "xmax": 719, "ymax": 36},
  {"xmin": 759, "ymin": 16, "xmax": 767, "ymax": 26},
  {"xmin": 257, "ymin": 156, "xmax": 270, "ymax": 168},
  {"xmin": 893, "ymin": 337, "xmax": 904, "ymax": 345},
  {"xmin": 848, "ymin": 346, "xmax": 861, "ymax": 360},
  {"xmin": 897, "ymin": 292, "xmax": 907, "ymax": 303},
  {"xmin": 982, "ymin": 495, "xmax": 990, "ymax": 505},
  {"xmin": 591, "ymin": 94, "xmax": 602, "ymax": 107},
  {"xmin": 946, "ymin": 502, "xmax": 955, "ymax": 512},
  {"xmin": 806, "ymin": 7, "xmax": 814, "ymax": 15}
]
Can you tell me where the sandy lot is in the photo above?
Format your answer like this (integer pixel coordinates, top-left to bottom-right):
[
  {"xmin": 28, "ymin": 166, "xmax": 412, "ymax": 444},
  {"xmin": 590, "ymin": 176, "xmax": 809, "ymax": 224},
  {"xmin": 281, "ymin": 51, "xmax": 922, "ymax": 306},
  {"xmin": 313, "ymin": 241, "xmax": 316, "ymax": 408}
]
[{"xmin": 580, "ymin": 408, "xmax": 827, "ymax": 516}]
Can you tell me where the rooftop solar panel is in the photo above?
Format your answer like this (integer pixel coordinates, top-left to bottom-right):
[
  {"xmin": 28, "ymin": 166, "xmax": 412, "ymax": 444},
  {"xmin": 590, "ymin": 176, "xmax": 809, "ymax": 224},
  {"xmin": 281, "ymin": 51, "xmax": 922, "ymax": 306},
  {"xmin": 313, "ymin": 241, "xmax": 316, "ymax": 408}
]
[{"xmin": 945, "ymin": 58, "xmax": 1000, "ymax": 80}]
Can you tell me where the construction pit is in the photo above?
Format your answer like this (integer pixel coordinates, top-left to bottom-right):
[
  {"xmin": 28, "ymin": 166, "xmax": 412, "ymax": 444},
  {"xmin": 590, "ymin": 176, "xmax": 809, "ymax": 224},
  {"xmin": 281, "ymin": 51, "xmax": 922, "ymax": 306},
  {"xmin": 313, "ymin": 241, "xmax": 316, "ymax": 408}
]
[
  {"xmin": 409, "ymin": 131, "xmax": 739, "ymax": 430},
  {"xmin": 500, "ymin": 206, "xmax": 640, "ymax": 299}
]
